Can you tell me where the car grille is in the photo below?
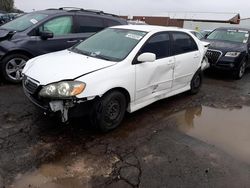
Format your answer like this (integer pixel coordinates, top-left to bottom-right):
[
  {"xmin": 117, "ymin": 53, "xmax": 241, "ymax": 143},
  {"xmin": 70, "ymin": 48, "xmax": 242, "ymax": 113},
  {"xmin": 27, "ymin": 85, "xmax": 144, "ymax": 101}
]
[
  {"xmin": 23, "ymin": 76, "xmax": 39, "ymax": 94},
  {"xmin": 206, "ymin": 50, "xmax": 222, "ymax": 64}
]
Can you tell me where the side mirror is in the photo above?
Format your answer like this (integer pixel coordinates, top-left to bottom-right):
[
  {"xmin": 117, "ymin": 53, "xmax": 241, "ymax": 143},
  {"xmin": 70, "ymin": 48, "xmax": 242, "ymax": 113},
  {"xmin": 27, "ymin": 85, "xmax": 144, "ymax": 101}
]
[
  {"xmin": 40, "ymin": 31, "xmax": 53, "ymax": 40},
  {"xmin": 137, "ymin": 53, "xmax": 156, "ymax": 63}
]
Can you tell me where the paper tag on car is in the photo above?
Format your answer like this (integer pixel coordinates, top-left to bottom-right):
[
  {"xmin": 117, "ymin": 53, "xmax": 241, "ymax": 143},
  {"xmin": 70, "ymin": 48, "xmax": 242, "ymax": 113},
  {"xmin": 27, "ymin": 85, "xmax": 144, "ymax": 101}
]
[
  {"xmin": 126, "ymin": 33, "xmax": 143, "ymax": 40},
  {"xmin": 243, "ymin": 39, "xmax": 248, "ymax": 43},
  {"xmin": 30, "ymin": 19, "xmax": 38, "ymax": 24}
]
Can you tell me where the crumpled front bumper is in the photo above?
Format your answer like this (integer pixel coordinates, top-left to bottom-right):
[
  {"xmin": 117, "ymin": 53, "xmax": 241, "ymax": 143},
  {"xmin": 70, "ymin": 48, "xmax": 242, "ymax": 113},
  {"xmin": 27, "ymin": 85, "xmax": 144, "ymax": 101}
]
[{"xmin": 23, "ymin": 81, "xmax": 93, "ymax": 122}]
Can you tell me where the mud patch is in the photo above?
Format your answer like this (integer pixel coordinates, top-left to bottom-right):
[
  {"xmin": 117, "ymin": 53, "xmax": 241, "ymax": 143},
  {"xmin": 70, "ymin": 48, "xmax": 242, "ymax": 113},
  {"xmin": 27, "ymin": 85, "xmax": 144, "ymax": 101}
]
[
  {"xmin": 9, "ymin": 153, "xmax": 120, "ymax": 188},
  {"xmin": 171, "ymin": 106, "xmax": 250, "ymax": 163}
]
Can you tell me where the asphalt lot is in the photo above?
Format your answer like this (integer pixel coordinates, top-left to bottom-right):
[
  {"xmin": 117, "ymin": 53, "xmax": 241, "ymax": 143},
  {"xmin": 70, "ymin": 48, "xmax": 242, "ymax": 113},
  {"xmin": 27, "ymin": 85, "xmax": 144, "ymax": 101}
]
[{"xmin": 1, "ymin": 69, "xmax": 250, "ymax": 188}]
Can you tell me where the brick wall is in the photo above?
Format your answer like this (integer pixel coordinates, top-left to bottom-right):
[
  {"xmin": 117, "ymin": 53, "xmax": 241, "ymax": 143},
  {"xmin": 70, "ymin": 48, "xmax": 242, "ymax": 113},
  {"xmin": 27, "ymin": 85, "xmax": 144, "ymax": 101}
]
[{"xmin": 121, "ymin": 16, "xmax": 184, "ymax": 27}]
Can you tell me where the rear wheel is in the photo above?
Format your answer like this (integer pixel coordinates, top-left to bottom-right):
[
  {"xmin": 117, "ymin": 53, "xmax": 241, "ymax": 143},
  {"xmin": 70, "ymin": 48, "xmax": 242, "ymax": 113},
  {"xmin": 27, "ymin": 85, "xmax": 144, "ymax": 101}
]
[
  {"xmin": 233, "ymin": 58, "xmax": 247, "ymax": 80},
  {"xmin": 1, "ymin": 53, "xmax": 30, "ymax": 83},
  {"xmin": 189, "ymin": 69, "xmax": 202, "ymax": 95},
  {"xmin": 90, "ymin": 91, "xmax": 127, "ymax": 132}
]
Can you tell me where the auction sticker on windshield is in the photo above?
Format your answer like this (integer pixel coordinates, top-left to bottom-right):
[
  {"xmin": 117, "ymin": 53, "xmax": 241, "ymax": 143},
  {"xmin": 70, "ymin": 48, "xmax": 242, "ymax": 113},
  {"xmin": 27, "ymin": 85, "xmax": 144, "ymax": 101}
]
[
  {"xmin": 126, "ymin": 33, "xmax": 143, "ymax": 40},
  {"xmin": 30, "ymin": 19, "xmax": 38, "ymax": 24}
]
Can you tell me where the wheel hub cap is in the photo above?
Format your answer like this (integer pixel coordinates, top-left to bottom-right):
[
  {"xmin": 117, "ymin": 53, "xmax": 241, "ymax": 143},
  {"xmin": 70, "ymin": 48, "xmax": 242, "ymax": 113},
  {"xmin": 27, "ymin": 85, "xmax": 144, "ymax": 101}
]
[
  {"xmin": 106, "ymin": 100, "xmax": 120, "ymax": 121},
  {"xmin": 6, "ymin": 58, "xmax": 27, "ymax": 81}
]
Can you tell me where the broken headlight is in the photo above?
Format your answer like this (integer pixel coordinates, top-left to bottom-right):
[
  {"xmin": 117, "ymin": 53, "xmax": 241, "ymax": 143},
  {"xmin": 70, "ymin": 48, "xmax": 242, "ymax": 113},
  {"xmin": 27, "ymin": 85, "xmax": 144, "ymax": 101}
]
[{"xmin": 39, "ymin": 81, "xmax": 86, "ymax": 98}]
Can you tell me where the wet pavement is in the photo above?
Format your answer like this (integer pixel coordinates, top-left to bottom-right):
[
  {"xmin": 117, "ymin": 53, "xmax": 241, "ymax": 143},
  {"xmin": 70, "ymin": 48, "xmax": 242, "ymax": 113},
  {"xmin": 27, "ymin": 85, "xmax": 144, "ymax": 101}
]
[{"xmin": 1, "ymin": 69, "xmax": 250, "ymax": 187}]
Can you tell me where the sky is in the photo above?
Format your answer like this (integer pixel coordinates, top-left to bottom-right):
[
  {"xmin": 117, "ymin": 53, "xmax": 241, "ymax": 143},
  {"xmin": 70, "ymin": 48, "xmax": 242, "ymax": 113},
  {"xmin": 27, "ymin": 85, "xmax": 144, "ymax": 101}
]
[{"xmin": 14, "ymin": 0, "xmax": 250, "ymax": 18}]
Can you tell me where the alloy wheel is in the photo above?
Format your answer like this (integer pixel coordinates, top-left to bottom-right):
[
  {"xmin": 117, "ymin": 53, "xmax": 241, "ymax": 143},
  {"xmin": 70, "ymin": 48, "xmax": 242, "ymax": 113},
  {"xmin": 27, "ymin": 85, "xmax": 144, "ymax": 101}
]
[{"xmin": 5, "ymin": 58, "xmax": 27, "ymax": 81}]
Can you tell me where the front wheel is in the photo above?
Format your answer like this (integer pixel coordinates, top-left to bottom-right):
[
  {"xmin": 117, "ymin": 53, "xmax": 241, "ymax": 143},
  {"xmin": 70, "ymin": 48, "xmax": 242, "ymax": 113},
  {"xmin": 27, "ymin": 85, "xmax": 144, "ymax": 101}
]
[
  {"xmin": 90, "ymin": 91, "xmax": 127, "ymax": 132},
  {"xmin": 233, "ymin": 59, "xmax": 247, "ymax": 80},
  {"xmin": 189, "ymin": 69, "xmax": 202, "ymax": 95},
  {"xmin": 1, "ymin": 54, "xmax": 30, "ymax": 83}
]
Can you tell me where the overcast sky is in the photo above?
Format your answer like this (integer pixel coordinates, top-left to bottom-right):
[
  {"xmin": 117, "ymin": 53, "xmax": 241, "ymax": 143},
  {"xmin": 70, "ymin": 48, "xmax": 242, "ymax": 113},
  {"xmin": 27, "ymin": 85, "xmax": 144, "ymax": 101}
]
[{"xmin": 14, "ymin": 0, "xmax": 250, "ymax": 18}]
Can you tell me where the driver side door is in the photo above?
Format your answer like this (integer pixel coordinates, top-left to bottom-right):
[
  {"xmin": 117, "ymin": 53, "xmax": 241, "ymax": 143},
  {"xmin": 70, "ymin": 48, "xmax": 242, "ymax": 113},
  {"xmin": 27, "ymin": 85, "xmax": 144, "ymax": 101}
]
[{"xmin": 26, "ymin": 16, "xmax": 80, "ymax": 56}]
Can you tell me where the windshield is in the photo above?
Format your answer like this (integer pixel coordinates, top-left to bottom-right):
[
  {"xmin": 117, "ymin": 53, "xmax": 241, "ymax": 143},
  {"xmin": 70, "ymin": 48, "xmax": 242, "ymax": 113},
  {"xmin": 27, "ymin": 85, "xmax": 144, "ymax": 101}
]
[
  {"xmin": 72, "ymin": 28, "xmax": 147, "ymax": 62},
  {"xmin": 207, "ymin": 29, "xmax": 249, "ymax": 43},
  {"xmin": 191, "ymin": 31, "xmax": 204, "ymax": 40},
  {"xmin": 0, "ymin": 13, "xmax": 48, "ymax": 31}
]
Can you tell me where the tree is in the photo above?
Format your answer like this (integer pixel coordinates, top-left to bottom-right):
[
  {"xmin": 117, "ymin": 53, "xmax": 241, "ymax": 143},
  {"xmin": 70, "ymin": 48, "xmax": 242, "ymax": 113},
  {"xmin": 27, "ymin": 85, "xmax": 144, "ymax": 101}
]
[{"xmin": 0, "ymin": 0, "xmax": 14, "ymax": 12}]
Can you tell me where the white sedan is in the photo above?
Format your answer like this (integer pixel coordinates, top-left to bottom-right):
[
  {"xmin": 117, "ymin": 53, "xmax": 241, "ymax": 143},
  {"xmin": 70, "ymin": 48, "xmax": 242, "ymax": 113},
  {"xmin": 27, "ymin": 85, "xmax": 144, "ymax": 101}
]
[{"xmin": 22, "ymin": 25, "xmax": 208, "ymax": 132}]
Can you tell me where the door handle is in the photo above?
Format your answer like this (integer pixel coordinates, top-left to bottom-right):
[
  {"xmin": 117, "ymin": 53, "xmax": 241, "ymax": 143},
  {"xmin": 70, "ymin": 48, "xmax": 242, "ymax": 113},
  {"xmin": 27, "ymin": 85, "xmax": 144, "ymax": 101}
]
[{"xmin": 67, "ymin": 40, "xmax": 78, "ymax": 43}]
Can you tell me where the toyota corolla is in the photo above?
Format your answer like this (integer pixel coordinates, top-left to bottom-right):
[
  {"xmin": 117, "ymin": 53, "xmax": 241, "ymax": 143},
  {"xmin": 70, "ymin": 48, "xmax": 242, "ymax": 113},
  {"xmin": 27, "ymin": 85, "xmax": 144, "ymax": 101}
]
[{"xmin": 22, "ymin": 25, "xmax": 208, "ymax": 132}]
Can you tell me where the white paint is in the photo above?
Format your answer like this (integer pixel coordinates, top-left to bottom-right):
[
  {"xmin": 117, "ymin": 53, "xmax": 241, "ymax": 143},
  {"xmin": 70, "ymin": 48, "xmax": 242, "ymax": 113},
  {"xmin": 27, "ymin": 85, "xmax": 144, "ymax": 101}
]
[{"xmin": 23, "ymin": 25, "xmax": 207, "ymax": 114}]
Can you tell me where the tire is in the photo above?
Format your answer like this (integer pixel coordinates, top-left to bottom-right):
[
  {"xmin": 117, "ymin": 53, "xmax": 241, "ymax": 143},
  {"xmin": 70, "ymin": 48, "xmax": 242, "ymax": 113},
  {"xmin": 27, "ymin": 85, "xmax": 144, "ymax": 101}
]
[
  {"xmin": 189, "ymin": 69, "xmax": 202, "ymax": 95},
  {"xmin": 233, "ymin": 58, "xmax": 247, "ymax": 80},
  {"xmin": 90, "ymin": 91, "xmax": 127, "ymax": 132},
  {"xmin": 0, "ymin": 54, "xmax": 30, "ymax": 83}
]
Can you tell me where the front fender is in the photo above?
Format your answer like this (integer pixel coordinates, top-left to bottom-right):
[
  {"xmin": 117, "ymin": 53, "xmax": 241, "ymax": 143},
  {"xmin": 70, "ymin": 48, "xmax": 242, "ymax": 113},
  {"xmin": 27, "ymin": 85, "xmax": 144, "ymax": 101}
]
[{"xmin": 75, "ymin": 63, "xmax": 135, "ymax": 102}]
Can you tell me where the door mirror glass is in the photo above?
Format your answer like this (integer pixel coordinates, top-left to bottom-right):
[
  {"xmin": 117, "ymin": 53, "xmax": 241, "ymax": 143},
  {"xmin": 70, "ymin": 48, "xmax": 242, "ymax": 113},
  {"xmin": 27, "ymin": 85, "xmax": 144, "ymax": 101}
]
[
  {"xmin": 40, "ymin": 31, "xmax": 53, "ymax": 40},
  {"xmin": 137, "ymin": 53, "xmax": 156, "ymax": 62}
]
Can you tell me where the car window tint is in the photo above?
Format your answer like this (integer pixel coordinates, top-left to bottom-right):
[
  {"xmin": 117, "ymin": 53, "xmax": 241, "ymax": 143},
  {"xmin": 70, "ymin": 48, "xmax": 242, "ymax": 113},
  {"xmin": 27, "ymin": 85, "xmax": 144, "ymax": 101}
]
[
  {"xmin": 172, "ymin": 32, "xmax": 198, "ymax": 55},
  {"xmin": 77, "ymin": 16, "xmax": 105, "ymax": 33},
  {"xmin": 140, "ymin": 33, "xmax": 170, "ymax": 59},
  {"xmin": 105, "ymin": 19, "xmax": 121, "ymax": 27},
  {"xmin": 40, "ymin": 16, "xmax": 73, "ymax": 36}
]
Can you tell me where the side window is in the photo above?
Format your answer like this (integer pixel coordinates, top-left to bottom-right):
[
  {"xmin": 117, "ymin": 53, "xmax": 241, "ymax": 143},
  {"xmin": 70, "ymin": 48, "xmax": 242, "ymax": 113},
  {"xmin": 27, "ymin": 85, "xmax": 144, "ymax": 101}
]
[
  {"xmin": 140, "ymin": 33, "xmax": 170, "ymax": 59},
  {"xmin": 76, "ymin": 16, "xmax": 105, "ymax": 33},
  {"xmin": 105, "ymin": 19, "xmax": 121, "ymax": 27},
  {"xmin": 39, "ymin": 16, "xmax": 73, "ymax": 36},
  {"xmin": 172, "ymin": 32, "xmax": 198, "ymax": 55}
]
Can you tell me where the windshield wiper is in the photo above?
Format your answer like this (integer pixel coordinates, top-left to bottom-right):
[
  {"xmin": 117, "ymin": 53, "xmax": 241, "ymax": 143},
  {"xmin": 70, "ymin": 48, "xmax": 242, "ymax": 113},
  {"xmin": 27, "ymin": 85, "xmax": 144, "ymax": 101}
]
[
  {"xmin": 70, "ymin": 48, "xmax": 90, "ymax": 56},
  {"xmin": 93, "ymin": 54, "xmax": 113, "ymax": 61},
  {"xmin": 70, "ymin": 48, "xmax": 117, "ymax": 61}
]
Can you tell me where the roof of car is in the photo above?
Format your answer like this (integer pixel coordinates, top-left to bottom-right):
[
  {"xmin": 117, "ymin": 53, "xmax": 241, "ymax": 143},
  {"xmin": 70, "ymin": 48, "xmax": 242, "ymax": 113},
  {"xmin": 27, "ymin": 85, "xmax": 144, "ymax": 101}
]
[
  {"xmin": 112, "ymin": 25, "xmax": 185, "ymax": 33},
  {"xmin": 31, "ymin": 8, "xmax": 122, "ymax": 19}
]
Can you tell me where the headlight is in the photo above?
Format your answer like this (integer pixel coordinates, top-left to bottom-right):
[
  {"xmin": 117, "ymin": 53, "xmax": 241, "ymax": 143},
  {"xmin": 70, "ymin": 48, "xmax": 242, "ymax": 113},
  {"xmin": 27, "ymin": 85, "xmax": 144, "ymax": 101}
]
[
  {"xmin": 39, "ymin": 81, "xmax": 86, "ymax": 98},
  {"xmin": 225, "ymin": 52, "xmax": 241, "ymax": 57}
]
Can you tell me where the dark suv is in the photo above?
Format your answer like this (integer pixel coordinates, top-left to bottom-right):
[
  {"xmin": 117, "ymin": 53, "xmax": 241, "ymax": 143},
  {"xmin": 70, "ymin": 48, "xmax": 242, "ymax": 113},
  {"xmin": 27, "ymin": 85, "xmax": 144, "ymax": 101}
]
[
  {"xmin": 203, "ymin": 27, "xmax": 250, "ymax": 79},
  {"xmin": 0, "ymin": 8, "xmax": 127, "ymax": 83}
]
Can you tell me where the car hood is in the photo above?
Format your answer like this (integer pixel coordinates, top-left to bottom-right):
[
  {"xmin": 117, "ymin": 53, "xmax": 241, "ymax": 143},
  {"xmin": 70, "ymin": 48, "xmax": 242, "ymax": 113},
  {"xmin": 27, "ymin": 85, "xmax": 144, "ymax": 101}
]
[
  {"xmin": 23, "ymin": 50, "xmax": 117, "ymax": 85},
  {"xmin": 203, "ymin": 39, "xmax": 246, "ymax": 52}
]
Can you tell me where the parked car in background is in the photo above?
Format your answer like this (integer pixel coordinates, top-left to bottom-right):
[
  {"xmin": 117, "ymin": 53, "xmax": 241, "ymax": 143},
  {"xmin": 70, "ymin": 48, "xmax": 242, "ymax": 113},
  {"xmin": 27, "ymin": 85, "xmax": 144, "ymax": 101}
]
[
  {"xmin": 187, "ymin": 29, "xmax": 205, "ymax": 40},
  {"xmin": 0, "ymin": 7, "xmax": 127, "ymax": 83},
  {"xmin": 128, "ymin": 20, "xmax": 147, "ymax": 25},
  {"xmin": 203, "ymin": 27, "xmax": 250, "ymax": 79},
  {"xmin": 0, "ymin": 13, "xmax": 17, "ymax": 25},
  {"xmin": 22, "ymin": 25, "xmax": 208, "ymax": 132},
  {"xmin": 201, "ymin": 29, "xmax": 212, "ymax": 37}
]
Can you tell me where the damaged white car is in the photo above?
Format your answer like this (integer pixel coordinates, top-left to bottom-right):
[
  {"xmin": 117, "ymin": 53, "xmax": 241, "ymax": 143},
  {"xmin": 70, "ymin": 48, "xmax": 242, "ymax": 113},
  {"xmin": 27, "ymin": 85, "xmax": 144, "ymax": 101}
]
[{"xmin": 22, "ymin": 25, "xmax": 208, "ymax": 132}]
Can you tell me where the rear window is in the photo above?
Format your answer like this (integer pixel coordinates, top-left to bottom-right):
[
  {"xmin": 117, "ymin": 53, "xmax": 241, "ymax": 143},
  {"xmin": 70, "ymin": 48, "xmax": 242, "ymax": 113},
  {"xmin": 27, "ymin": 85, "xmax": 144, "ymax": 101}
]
[
  {"xmin": 76, "ymin": 16, "xmax": 105, "ymax": 33},
  {"xmin": 1, "ymin": 13, "xmax": 48, "ymax": 31},
  {"xmin": 172, "ymin": 32, "xmax": 198, "ymax": 55}
]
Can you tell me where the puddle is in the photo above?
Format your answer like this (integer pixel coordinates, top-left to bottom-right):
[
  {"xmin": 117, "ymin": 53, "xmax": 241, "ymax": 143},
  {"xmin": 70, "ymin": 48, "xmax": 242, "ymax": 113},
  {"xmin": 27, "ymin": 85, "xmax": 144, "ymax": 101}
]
[
  {"xmin": 171, "ymin": 106, "xmax": 250, "ymax": 164},
  {"xmin": 10, "ymin": 153, "xmax": 119, "ymax": 188}
]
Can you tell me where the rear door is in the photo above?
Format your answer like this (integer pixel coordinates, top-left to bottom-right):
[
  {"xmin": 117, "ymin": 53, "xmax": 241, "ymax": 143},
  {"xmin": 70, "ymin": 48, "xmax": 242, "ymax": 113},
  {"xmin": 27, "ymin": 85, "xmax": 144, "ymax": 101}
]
[
  {"xmin": 135, "ymin": 32, "xmax": 174, "ymax": 100},
  {"xmin": 170, "ymin": 31, "xmax": 201, "ymax": 90},
  {"xmin": 74, "ymin": 15, "xmax": 106, "ymax": 41}
]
